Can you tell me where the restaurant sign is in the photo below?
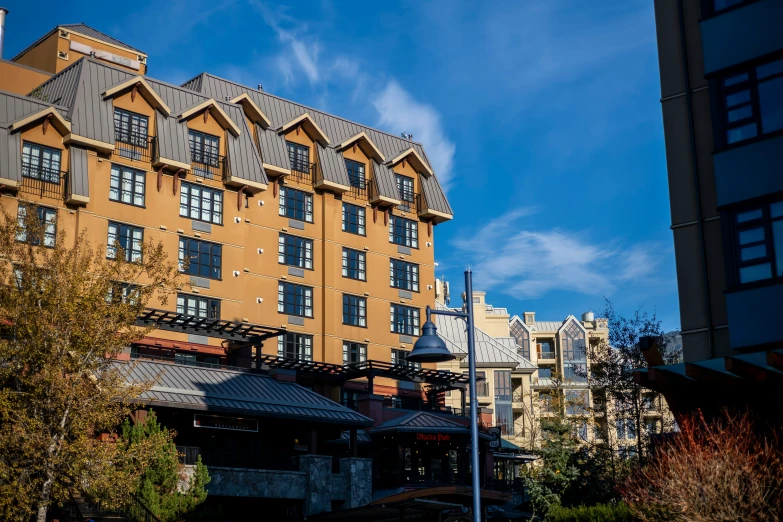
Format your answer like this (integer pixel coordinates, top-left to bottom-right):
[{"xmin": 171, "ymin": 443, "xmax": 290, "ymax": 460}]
[{"xmin": 416, "ymin": 433, "xmax": 451, "ymax": 442}]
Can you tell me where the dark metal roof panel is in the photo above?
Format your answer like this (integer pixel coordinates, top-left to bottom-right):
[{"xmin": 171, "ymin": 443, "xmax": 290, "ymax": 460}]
[
  {"xmin": 375, "ymin": 411, "xmax": 467, "ymax": 430},
  {"xmin": 180, "ymin": 74, "xmax": 204, "ymax": 93},
  {"xmin": 224, "ymin": 104, "xmax": 268, "ymax": 186},
  {"xmin": 27, "ymin": 60, "xmax": 83, "ymax": 117},
  {"xmin": 68, "ymin": 146, "xmax": 89, "ymax": 198},
  {"xmin": 118, "ymin": 360, "xmax": 372, "ymax": 426},
  {"xmin": 155, "ymin": 112, "xmax": 191, "ymax": 165},
  {"xmin": 0, "ymin": 128, "xmax": 21, "ymax": 182},
  {"xmin": 318, "ymin": 145, "xmax": 350, "ymax": 186},
  {"xmin": 256, "ymin": 124, "xmax": 290, "ymax": 170},
  {"xmin": 0, "ymin": 90, "xmax": 58, "ymax": 126},
  {"xmin": 421, "ymin": 174, "xmax": 453, "ymax": 215},
  {"xmin": 371, "ymin": 160, "xmax": 399, "ymax": 200},
  {"xmin": 61, "ymin": 23, "xmax": 146, "ymax": 54}
]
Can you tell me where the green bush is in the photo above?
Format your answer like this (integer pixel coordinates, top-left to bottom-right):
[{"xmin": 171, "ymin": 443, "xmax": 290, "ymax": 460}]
[{"xmin": 545, "ymin": 502, "xmax": 635, "ymax": 522}]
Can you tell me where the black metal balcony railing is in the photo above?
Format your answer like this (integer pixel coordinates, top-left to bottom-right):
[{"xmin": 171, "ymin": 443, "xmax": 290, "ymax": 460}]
[
  {"xmin": 115, "ymin": 131, "xmax": 153, "ymax": 163},
  {"xmin": 397, "ymin": 189, "xmax": 417, "ymax": 212},
  {"xmin": 290, "ymin": 161, "xmax": 316, "ymax": 185},
  {"xmin": 190, "ymin": 151, "xmax": 226, "ymax": 180},
  {"xmin": 347, "ymin": 176, "xmax": 369, "ymax": 199},
  {"xmin": 20, "ymin": 164, "xmax": 65, "ymax": 199},
  {"xmin": 384, "ymin": 396, "xmax": 467, "ymax": 417}
]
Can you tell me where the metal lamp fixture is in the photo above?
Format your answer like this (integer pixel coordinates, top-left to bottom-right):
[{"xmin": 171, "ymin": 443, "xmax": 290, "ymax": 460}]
[
  {"xmin": 407, "ymin": 269, "xmax": 483, "ymax": 522},
  {"xmin": 408, "ymin": 319, "xmax": 454, "ymax": 363}
]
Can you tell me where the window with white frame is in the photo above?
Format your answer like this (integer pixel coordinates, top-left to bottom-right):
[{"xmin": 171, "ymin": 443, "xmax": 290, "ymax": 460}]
[
  {"xmin": 107, "ymin": 222, "xmax": 143, "ymax": 262},
  {"xmin": 278, "ymin": 333, "xmax": 313, "ymax": 361},
  {"xmin": 390, "ymin": 259, "xmax": 419, "ymax": 291},
  {"xmin": 390, "ymin": 304, "xmax": 420, "ymax": 336},
  {"xmin": 279, "ymin": 186, "xmax": 314, "ymax": 222},
  {"xmin": 342, "ymin": 248, "xmax": 366, "ymax": 280},
  {"xmin": 342, "ymin": 294, "xmax": 367, "ymax": 327},
  {"xmin": 16, "ymin": 205, "xmax": 56, "ymax": 248},
  {"xmin": 278, "ymin": 233, "xmax": 313, "ymax": 269},
  {"xmin": 278, "ymin": 282, "xmax": 313, "ymax": 317},
  {"xmin": 180, "ymin": 182, "xmax": 223, "ymax": 224},
  {"xmin": 343, "ymin": 341, "xmax": 367, "ymax": 364},
  {"xmin": 110, "ymin": 164, "xmax": 145, "ymax": 207}
]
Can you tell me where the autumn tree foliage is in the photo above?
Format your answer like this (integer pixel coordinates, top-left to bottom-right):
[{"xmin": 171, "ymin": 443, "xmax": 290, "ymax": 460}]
[
  {"xmin": 621, "ymin": 411, "xmax": 783, "ymax": 521},
  {"xmin": 0, "ymin": 202, "xmax": 180, "ymax": 521}
]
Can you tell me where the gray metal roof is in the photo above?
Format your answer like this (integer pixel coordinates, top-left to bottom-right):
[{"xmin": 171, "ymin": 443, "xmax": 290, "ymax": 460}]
[
  {"xmin": 69, "ymin": 146, "xmax": 89, "ymax": 199},
  {"xmin": 61, "ymin": 23, "xmax": 146, "ymax": 54},
  {"xmin": 530, "ymin": 321, "xmax": 565, "ymax": 333},
  {"xmin": 371, "ymin": 160, "xmax": 400, "ymax": 200},
  {"xmin": 373, "ymin": 411, "xmax": 468, "ymax": 431},
  {"xmin": 317, "ymin": 144, "xmax": 351, "ymax": 186},
  {"xmin": 435, "ymin": 302, "xmax": 536, "ymax": 370},
  {"xmin": 31, "ymin": 58, "xmax": 267, "ymax": 187},
  {"xmin": 0, "ymin": 91, "xmax": 64, "ymax": 184},
  {"xmin": 0, "ymin": 90, "xmax": 62, "ymax": 127},
  {"xmin": 256, "ymin": 124, "xmax": 290, "ymax": 170},
  {"xmin": 118, "ymin": 360, "xmax": 373, "ymax": 426},
  {"xmin": 182, "ymin": 72, "xmax": 452, "ymax": 215}
]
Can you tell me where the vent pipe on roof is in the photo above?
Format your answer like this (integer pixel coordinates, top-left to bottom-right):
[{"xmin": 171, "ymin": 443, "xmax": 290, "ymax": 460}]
[{"xmin": 0, "ymin": 8, "xmax": 8, "ymax": 60}]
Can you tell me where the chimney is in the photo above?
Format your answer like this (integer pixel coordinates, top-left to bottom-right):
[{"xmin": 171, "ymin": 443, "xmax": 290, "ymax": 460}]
[
  {"xmin": 524, "ymin": 311, "xmax": 535, "ymax": 325},
  {"xmin": 0, "ymin": 8, "xmax": 8, "ymax": 60}
]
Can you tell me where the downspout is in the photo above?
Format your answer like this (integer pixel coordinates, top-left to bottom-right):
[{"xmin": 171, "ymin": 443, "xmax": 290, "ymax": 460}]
[{"xmin": 676, "ymin": 0, "xmax": 714, "ymax": 358}]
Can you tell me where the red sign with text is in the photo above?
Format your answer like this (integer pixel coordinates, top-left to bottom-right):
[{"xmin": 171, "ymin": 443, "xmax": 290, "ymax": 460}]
[{"xmin": 416, "ymin": 433, "xmax": 451, "ymax": 442}]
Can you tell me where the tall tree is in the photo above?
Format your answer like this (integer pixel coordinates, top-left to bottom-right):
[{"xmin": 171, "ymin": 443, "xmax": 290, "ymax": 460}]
[
  {"xmin": 120, "ymin": 410, "xmax": 210, "ymax": 522},
  {"xmin": 0, "ymin": 202, "xmax": 180, "ymax": 521},
  {"xmin": 585, "ymin": 299, "xmax": 680, "ymax": 463}
]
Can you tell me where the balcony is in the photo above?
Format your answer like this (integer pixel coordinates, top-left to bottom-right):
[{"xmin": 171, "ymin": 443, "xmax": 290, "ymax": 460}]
[
  {"xmin": 19, "ymin": 164, "xmax": 65, "ymax": 199},
  {"xmin": 190, "ymin": 150, "xmax": 226, "ymax": 181},
  {"xmin": 289, "ymin": 161, "xmax": 316, "ymax": 185},
  {"xmin": 115, "ymin": 131, "xmax": 153, "ymax": 163},
  {"xmin": 384, "ymin": 396, "xmax": 467, "ymax": 417},
  {"xmin": 397, "ymin": 188, "xmax": 418, "ymax": 213},
  {"xmin": 347, "ymin": 176, "xmax": 369, "ymax": 199},
  {"xmin": 537, "ymin": 349, "xmax": 556, "ymax": 360}
]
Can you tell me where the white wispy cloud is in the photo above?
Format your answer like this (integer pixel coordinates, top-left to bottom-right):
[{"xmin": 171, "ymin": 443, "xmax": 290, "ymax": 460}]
[
  {"xmin": 372, "ymin": 81, "xmax": 456, "ymax": 191},
  {"xmin": 244, "ymin": 1, "xmax": 457, "ymax": 189},
  {"xmin": 452, "ymin": 209, "xmax": 667, "ymax": 299}
]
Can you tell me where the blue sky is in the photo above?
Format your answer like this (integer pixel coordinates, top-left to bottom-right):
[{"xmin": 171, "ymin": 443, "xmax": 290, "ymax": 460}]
[{"xmin": 4, "ymin": 0, "xmax": 680, "ymax": 330}]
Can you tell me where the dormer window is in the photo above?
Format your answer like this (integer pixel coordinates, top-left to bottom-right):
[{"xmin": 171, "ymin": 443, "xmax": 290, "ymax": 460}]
[
  {"xmin": 189, "ymin": 130, "xmax": 222, "ymax": 179},
  {"xmin": 287, "ymin": 141, "xmax": 311, "ymax": 175},
  {"xmin": 114, "ymin": 108, "xmax": 149, "ymax": 161},
  {"xmin": 345, "ymin": 159, "xmax": 366, "ymax": 191},
  {"xmin": 395, "ymin": 174, "xmax": 415, "ymax": 212},
  {"xmin": 22, "ymin": 142, "xmax": 62, "ymax": 184}
]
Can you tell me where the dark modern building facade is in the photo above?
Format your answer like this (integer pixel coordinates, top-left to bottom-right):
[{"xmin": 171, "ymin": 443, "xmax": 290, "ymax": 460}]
[{"xmin": 641, "ymin": 0, "xmax": 783, "ymax": 418}]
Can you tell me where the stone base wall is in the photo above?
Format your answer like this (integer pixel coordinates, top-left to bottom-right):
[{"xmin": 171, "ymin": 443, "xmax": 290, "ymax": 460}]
[{"xmin": 181, "ymin": 456, "xmax": 373, "ymax": 516}]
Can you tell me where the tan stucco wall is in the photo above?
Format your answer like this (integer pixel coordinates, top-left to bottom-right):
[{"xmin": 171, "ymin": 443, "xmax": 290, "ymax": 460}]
[
  {"xmin": 14, "ymin": 29, "xmax": 146, "ymax": 75},
  {"xmin": 0, "ymin": 61, "xmax": 51, "ymax": 96}
]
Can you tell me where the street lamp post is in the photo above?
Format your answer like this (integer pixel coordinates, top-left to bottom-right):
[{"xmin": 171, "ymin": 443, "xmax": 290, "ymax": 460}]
[{"xmin": 407, "ymin": 269, "xmax": 482, "ymax": 522}]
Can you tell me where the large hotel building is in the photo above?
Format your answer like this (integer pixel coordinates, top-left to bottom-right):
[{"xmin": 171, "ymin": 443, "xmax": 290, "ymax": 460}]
[{"xmin": 0, "ymin": 21, "xmax": 453, "ymax": 404}]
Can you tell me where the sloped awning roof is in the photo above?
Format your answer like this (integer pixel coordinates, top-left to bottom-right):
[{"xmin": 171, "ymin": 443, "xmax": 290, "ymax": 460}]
[
  {"xmin": 372, "ymin": 411, "xmax": 491, "ymax": 439},
  {"xmin": 117, "ymin": 360, "xmax": 373, "ymax": 427}
]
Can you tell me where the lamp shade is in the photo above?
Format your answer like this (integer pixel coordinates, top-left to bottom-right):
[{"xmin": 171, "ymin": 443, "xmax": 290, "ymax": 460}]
[{"xmin": 407, "ymin": 320, "xmax": 455, "ymax": 363}]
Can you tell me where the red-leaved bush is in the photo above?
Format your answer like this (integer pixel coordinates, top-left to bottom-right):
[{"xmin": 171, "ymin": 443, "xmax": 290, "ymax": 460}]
[{"xmin": 620, "ymin": 411, "xmax": 783, "ymax": 521}]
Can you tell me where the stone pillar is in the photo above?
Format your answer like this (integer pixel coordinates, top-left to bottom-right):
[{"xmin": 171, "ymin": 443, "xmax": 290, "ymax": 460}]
[
  {"xmin": 340, "ymin": 457, "xmax": 373, "ymax": 508},
  {"xmin": 299, "ymin": 455, "xmax": 333, "ymax": 516}
]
